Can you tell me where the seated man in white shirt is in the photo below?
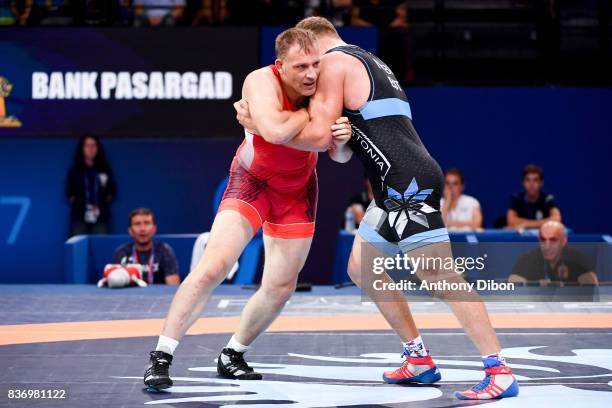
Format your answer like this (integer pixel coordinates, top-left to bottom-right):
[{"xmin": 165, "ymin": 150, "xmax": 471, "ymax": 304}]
[{"xmin": 440, "ymin": 168, "xmax": 482, "ymax": 230}]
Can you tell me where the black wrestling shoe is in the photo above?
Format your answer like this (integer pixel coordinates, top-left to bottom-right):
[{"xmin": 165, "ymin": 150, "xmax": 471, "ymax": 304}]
[
  {"xmin": 217, "ymin": 348, "xmax": 262, "ymax": 380},
  {"xmin": 144, "ymin": 351, "xmax": 173, "ymax": 390}
]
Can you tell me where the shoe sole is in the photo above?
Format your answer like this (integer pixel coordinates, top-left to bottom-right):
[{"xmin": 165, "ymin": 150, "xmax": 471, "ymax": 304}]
[
  {"xmin": 216, "ymin": 355, "xmax": 263, "ymax": 380},
  {"xmin": 454, "ymin": 380, "xmax": 519, "ymax": 400},
  {"xmin": 383, "ymin": 367, "xmax": 442, "ymax": 385},
  {"xmin": 144, "ymin": 382, "xmax": 172, "ymax": 391}
]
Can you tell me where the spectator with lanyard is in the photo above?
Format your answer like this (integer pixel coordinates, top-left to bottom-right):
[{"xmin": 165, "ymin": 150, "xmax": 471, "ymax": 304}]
[
  {"xmin": 112, "ymin": 208, "xmax": 180, "ymax": 285},
  {"xmin": 66, "ymin": 134, "xmax": 116, "ymax": 236}
]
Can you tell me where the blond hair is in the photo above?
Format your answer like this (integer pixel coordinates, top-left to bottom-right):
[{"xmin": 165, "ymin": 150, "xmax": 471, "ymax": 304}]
[
  {"xmin": 275, "ymin": 28, "xmax": 318, "ymax": 60},
  {"xmin": 296, "ymin": 16, "xmax": 340, "ymax": 37}
]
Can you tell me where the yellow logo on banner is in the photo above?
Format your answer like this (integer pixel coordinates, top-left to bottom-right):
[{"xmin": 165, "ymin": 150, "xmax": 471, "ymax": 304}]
[{"xmin": 0, "ymin": 76, "xmax": 22, "ymax": 128}]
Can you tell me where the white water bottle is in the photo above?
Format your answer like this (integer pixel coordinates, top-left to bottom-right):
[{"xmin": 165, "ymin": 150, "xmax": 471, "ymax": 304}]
[{"xmin": 344, "ymin": 207, "xmax": 356, "ymax": 233}]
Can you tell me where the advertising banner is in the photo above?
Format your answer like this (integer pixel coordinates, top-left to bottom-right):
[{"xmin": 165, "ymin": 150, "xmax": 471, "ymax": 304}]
[{"xmin": 0, "ymin": 28, "xmax": 259, "ymax": 138}]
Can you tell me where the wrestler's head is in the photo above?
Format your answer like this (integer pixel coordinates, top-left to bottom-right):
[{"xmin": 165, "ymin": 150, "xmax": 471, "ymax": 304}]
[
  {"xmin": 296, "ymin": 16, "xmax": 342, "ymax": 55},
  {"xmin": 296, "ymin": 16, "xmax": 340, "ymax": 41},
  {"xmin": 275, "ymin": 28, "xmax": 320, "ymax": 97}
]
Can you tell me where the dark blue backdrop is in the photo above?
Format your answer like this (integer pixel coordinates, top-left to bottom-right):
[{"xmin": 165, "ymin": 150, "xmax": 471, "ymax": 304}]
[
  {"xmin": 1, "ymin": 86, "xmax": 611, "ymax": 284},
  {"xmin": 410, "ymin": 86, "xmax": 612, "ymax": 235}
]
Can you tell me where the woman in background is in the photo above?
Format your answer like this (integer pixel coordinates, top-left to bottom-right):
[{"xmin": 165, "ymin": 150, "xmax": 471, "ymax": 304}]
[
  {"xmin": 66, "ymin": 134, "xmax": 116, "ymax": 236},
  {"xmin": 440, "ymin": 168, "xmax": 483, "ymax": 231}
]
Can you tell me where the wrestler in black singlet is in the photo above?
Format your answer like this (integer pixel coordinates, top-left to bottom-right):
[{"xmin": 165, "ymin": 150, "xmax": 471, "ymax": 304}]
[{"xmin": 327, "ymin": 45, "xmax": 449, "ymax": 252}]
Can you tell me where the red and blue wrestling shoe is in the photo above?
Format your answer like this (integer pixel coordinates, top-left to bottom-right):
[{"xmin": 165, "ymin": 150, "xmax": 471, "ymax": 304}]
[
  {"xmin": 383, "ymin": 354, "xmax": 441, "ymax": 384},
  {"xmin": 454, "ymin": 357, "xmax": 519, "ymax": 400}
]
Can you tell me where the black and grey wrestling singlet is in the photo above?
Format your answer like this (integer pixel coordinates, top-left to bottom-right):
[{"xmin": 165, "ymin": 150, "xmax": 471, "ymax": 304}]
[{"xmin": 328, "ymin": 45, "xmax": 449, "ymax": 252}]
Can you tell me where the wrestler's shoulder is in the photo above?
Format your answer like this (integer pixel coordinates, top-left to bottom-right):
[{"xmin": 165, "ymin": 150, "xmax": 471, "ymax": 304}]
[
  {"xmin": 320, "ymin": 51, "xmax": 354, "ymax": 74},
  {"xmin": 245, "ymin": 66, "xmax": 276, "ymax": 83},
  {"xmin": 321, "ymin": 49, "xmax": 354, "ymax": 62}
]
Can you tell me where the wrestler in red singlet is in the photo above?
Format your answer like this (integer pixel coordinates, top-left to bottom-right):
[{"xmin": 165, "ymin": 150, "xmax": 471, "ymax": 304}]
[{"xmin": 218, "ymin": 65, "xmax": 318, "ymax": 239}]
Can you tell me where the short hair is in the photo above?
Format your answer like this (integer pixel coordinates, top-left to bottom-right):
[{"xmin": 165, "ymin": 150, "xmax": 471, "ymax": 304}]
[
  {"xmin": 275, "ymin": 28, "xmax": 318, "ymax": 60},
  {"xmin": 541, "ymin": 220, "xmax": 566, "ymax": 236},
  {"xmin": 445, "ymin": 168, "xmax": 464, "ymax": 184},
  {"xmin": 296, "ymin": 16, "xmax": 340, "ymax": 37},
  {"xmin": 522, "ymin": 164, "xmax": 544, "ymax": 180},
  {"xmin": 129, "ymin": 208, "xmax": 155, "ymax": 226}
]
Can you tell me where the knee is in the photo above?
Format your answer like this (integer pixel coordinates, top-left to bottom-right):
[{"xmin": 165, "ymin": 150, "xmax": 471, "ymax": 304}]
[
  {"xmin": 419, "ymin": 270, "xmax": 467, "ymax": 300},
  {"xmin": 264, "ymin": 281, "xmax": 296, "ymax": 307},
  {"xmin": 191, "ymin": 259, "xmax": 231, "ymax": 288}
]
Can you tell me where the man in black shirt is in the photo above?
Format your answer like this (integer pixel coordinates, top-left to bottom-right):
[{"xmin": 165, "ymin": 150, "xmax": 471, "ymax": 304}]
[
  {"xmin": 509, "ymin": 221, "xmax": 598, "ymax": 286},
  {"xmin": 112, "ymin": 208, "xmax": 180, "ymax": 285},
  {"xmin": 507, "ymin": 164, "xmax": 561, "ymax": 229}
]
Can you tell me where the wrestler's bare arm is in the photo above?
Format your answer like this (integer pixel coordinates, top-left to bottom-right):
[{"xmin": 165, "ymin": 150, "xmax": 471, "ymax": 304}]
[
  {"xmin": 242, "ymin": 69, "xmax": 309, "ymax": 145},
  {"xmin": 285, "ymin": 55, "xmax": 346, "ymax": 153}
]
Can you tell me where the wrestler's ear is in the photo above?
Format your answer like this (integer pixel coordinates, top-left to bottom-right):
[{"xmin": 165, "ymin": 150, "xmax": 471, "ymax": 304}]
[{"xmin": 275, "ymin": 58, "xmax": 284, "ymax": 73}]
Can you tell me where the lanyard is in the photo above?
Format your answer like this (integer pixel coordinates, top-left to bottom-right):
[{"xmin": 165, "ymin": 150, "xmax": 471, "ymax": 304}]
[
  {"xmin": 132, "ymin": 244, "xmax": 155, "ymax": 285},
  {"xmin": 84, "ymin": 170, "xmax": 99, "ymax": 205}
]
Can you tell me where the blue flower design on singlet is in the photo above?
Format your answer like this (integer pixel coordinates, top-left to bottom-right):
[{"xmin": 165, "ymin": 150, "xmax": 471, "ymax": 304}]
[{"xmin": 386, "ymin": 178, "xmax": 437, "ymax": 235}]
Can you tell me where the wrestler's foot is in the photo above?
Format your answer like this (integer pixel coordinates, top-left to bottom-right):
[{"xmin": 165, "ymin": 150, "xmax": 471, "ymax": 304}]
[
  {"xmin": 217, "ymin": 348, "xmax": 262, "ymax": 380},
  {"xmin": 454, "ymin": 364, "xmax": 519, "ymax": 400},
  {"xmin": 144, "ymin": 351, "xmax": 173, "ymax": 390},
  {"xmin": 383, "ymin": 355, "xmax": 441, "ymax": 384}
]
